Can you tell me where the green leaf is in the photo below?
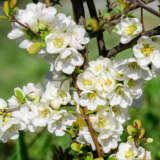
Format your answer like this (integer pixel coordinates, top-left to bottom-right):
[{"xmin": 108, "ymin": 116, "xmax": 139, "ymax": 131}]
[
  {"xmin": 71, "ymin": 142, "xmax": 83, "ymax": 153},
  {"xmin": 15, "ymin": 89, "xmax": 24, "ymax": 99},
  {"xmin": 94, "ymin": 158, "xmax": 104, "ymax": 160},
  {"xmin": 3, "ymin": 1, "xmax": 10, "ymax": 17},
  {"xmin": 127, "ymin": 125, "xmax": 137, "ymax": 136},
  {"xmin": 112, "ymin": 27, "xmax": 118, "ymax": 32},
  {"xmin": 28, "ymin": 42, "xmax": 42, "ymax": 54},
  {"xmin": 15, "ymin": 89, "xmax": 26, "ymax": 104},
  {"xmin": 9, "ymin": 0, "xmax": 17, "ymax": 9},
  {"xmin": 107, "ymin": 158, "xmax": 117, "ymax": 160},
  {"xmin": 75, "ymin": 69, "xmax": 84, "ymax": 74},
  {"xmin": 12, "ymin": 7, "xmax": 19, "ymax": 13},
  {"xmin": 112, "ymin": 8, "xmax": 121, "ymax": 14},
  {"xmin": 133, "ymin": 119, "xmax": 142, "ymax": 129}
]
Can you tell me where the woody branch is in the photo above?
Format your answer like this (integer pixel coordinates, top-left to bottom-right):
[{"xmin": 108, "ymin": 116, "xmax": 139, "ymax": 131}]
[{"xmin": 71, "ymin": 0, "xmax": 103, "ymax": 157}]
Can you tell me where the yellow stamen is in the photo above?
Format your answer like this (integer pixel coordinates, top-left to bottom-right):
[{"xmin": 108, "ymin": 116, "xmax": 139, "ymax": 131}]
[
  {"xmin": 141, "ymin": 44, "xmax": 154, "ymax": 56},
  {"xmin": 126, "ymin": 25, "xmax": 137, "ymax": 35},
  {"xmin": 82, "ymin": 79, "xmax": 93, "ymax": 86},
  {"xmin": 53, "ymin": 37, "xmax": 64, "ymax": 49},
  {"xmin": 125, "ymin": 149, "xmax": 134, "ymax": 158}
]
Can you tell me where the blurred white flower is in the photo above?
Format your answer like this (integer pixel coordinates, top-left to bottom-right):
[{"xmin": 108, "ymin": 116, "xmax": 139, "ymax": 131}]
[{"xmin": 47, "ymin": 110, "xmax": 76, "ymax": 136}]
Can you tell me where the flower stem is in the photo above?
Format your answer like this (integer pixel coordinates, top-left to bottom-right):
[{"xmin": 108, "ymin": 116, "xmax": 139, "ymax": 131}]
[{"xmin": 16, "ymin": 131, "xmax": 29, "ymax": 160}]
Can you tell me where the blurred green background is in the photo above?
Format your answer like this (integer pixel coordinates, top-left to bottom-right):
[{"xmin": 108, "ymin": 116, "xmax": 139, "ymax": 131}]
[{"xmin": 0, "ymin": 0, "xmax": 160, "ymax": 159}]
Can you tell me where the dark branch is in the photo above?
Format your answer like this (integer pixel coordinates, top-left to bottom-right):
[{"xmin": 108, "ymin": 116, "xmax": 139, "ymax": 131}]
[
  {"xmin": 103, "ymin": 26, "xmax": 160, "ymax": 58},
  {"xmin": 71, "ymin": 0, "xmax": 88, "ymax": 69},
  {"xmin": 86, "ymin": 0, "xmax": 106, "ymax": 56},
  {"xmin": 32, "ymin": 0, "xmax": 39, "ymax": 3},
  {"xmin": 108, "ymin": 0, "xmax": 155, "ymax": 22},
  {"xmin": 129, "ymin": 0, "xmax": 160, "ymax": 18},
  {"xmin": 140, "ymin": 7, "xmax": 145, "ymax": 34}
]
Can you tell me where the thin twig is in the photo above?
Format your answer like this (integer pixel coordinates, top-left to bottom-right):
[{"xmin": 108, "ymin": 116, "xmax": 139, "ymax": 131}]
[
  {"xmin": 129, "ymin": 0, "xmax": 160, "ymax": 17},
  {"xmin": 86, "ymin": 0, "xmax": 106, "ymax": 56},
  {"xmin": 141, "ymin": 7, "xmax": 145, "ymax": 34},
  {"xmin": 103, "ymin": 26, "xmax": 160, "ymax": 58},
  {"xmin": 45, "ymin": 0, "xmax": 51, "ymax": 7},
  {"xmin": 4, "ymin": 107, "xmax": 20, "ymax": 113},
  {"xmin": 11, "ymin": 17, "xmax": 40, "ymax": 37},
  {"xmin": 106, "ymin": 0, "xmax": 112, "ymax": 12},
  {"xmin": 102, "ymin": 0, "xmax": 155, "ymax": 22}
]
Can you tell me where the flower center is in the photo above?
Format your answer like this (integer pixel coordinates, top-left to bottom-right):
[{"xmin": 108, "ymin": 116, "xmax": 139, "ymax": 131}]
[
  {"xmin": 98, "ymin": 117, "xmax": 108, "ymax": 128},
  {"xmin": 82, "ymin": 79, "xmax": 93, "ymax": 86},
  {"xmin": 112, "ymin": 106, "xmax": 119, "ymax": 115},
  {"xmin": 88, "ymin": 92, "xmax": 96, "ymax": 100},
  {"xmin": 53, "ymin": 37, "xmax": 64, "ymax": 49},
  {"xmin": 128, "ymin": 79, "xmax": 135, "ymax": 88},
  {"xmin": 94, "ymin": 64, "xmax": 102, "ymax": 72},
  {"xmin": 125, "ymin": 149, "xmax": 134, "ymax": 158},
  {"xmin": 126, "ymin": 25, "xmax": 137, "ymax": 35},
  {"xmin": 141, "ymin": 44, "xmax": 154, "ymax": 56},
  {"xmin": 58, "ymin": 90, "xmax": 67, "ymax": 99},
  {"xmin": 106, "ymin": 78, "xmax": 112, "ymax": 86},
  {"xmin": 128, "ymin": 62, "xmax": 139, "ymax": 70},
  {"xmin": 39, "ymin": 108, "xmax": 50, "ymax": 118}
]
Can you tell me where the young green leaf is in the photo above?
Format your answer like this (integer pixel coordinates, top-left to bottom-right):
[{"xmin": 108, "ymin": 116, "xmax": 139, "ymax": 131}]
[
  {"xmin": 9, "ymin": 0, "xmax": 17, "ymax": 9},
  {"xmin": 28, "ymin": 42, "xmax": 42, "ymax": 54},
  {"xmin": 3, "ymin": 1, "xmax": 10, "ymax": 17},
  {"xmin": 15, "ymin": 89, "xmax": 26, "ymax": 104}
]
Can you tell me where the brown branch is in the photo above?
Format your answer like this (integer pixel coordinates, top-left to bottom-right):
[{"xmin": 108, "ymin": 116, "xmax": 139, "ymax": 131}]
[
  {"xmin": 106, "ymin": 0, "xmax": 155, "ymax": 22},
  {"xmin": 141, "ymin": 7, "xmax": 145, "ymax": 34},
  {"xmin": 71, "ymin": 0, "xmax": 103, "ymax": 157},
  {"xmin": 45, "ymin": 0, "xmax": 51, "ymax": 7},
  {"xmin": 4, "ymin": 107, "xmax": 20, "ymax": 113},
  {"xmin": 86, "ymin": 0, "xmax": 106, "ymax": 56},
  {"xmin": 72, "ymin": 74, "xmax": 103, "ymax": 158},
  {"xmin": 11, "ymin": 17, "xmax": 40, "ymax": 37},
  {"xmin": 32, "ymin": 0, "xmax": 39, "ymax": 3},
  {"xmin": 130, "ymin": 0, "xmax": 160, "ymax": 18},
  {"xmin": 71, "ymin": 0, "xmax": 88, "ymax": 68},
  {"xmin": 103, "ymin": 26, "xmax": 160, "ymax": 58}
]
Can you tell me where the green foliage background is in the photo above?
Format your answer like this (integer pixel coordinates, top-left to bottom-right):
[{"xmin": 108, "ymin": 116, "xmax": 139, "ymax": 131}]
[{"xmin": 0, "ymin": 1, "xmax": 160, "ymax": 159}]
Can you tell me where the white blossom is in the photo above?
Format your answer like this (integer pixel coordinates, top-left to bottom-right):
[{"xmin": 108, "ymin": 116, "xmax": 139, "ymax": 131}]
[
  {"xmin": 54, "ymin": 48, "xmax": 84, "ymax": 74},
  {"xmin": 113, "ymin": 17, "xmax": 142, "ymax": 44},
  {"xmin": 42, "ymin": 79, "xmax": 71, "ymax": 109},
  {"xmin": 133, "ymin": 36, "xmax": 160, "ymax": 69},
  {"xmin": 47, "ymin": 110, "xmax": 76, "ymax": 136}
]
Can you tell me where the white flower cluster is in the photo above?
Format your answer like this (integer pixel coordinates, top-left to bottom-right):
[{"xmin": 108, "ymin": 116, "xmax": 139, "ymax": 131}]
[
  {"xmin": 110, "ymin": 138, "xmax": 152, "ymax": 160},
  {"xmin": 8, "ymin": 2, "xmax": 89, "ymax": 74},
  {"xmin": 0, "ymin": 81, "xmax": 76, "ymax": 142},
  {"xmin": 2, "ymin": 2, "xmax": 158, "ymax": 158},
  {"xmin": 76, "ymin": 35, "xmax": 160, "ymax": 154}
]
